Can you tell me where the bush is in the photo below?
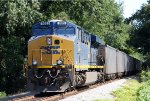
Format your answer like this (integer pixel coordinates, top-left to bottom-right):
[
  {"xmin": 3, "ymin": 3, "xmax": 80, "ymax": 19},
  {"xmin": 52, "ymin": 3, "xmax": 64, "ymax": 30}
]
[
  {"xmin": 0, "ymin": 92, "xmax": 6, "ymax": 98},
  {"xmin": 137, "ymin": 80, "xmax": 150, "ymax": 101},
  {"xmin": 137, "ymin": 68, "xmax": 150, "ymax": 100},
  {"xmin": 140, "ymin": 69, "xmax": 150, "ymax": 82}
]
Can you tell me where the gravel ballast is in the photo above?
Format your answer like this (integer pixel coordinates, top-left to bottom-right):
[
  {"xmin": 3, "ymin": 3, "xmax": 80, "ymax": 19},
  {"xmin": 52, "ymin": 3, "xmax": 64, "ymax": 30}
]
[{"xmin": 59, "ymin": 79, "xmax": 127, "ymax": 101}]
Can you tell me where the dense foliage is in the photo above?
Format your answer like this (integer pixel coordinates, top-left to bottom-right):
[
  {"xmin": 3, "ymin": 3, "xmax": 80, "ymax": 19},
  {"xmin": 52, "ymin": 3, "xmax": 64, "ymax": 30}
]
[
  {"xmin": 128, "ymin": 1, "xmax": 150, "ymax": 65},
  {"xmin": 0, "ymin": 0, "xmax": 144, "ymax": 95},
  {"xmin": 137, "ymin": 80, "xmax": 150, "ymax": 101},
  {"xmin": 0, "ymin": 0, "xmax": 42, "ymax": 94},
  {"xmin": 137, "ymin": 69, "xmax": 150, "ymax": 100},
  {"xmin": 140, "ymin": 69, "xmax": 150, "ymax": 82},
  {"xmin": 40, "ymin": 0, "xmax": 131, "ymax": 51}
]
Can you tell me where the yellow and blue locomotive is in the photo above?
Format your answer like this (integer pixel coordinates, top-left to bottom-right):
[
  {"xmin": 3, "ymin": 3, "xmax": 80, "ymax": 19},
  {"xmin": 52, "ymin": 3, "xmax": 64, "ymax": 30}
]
[{"xmin": 27, "ymin": 20, "xmax": 142, "ymax": 92}]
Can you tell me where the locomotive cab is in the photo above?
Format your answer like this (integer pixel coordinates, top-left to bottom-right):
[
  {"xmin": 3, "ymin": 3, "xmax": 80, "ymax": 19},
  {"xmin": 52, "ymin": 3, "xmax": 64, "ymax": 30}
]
[{"xmin": 28, "ymin": 20, "xmax": 75, "ymax": 67}]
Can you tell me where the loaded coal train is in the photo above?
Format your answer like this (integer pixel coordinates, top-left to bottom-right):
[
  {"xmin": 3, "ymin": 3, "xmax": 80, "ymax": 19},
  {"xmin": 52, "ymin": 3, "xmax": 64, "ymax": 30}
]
[{"xmin": 27, "ymin": 20, "xmax": 142, "ymax": 92}]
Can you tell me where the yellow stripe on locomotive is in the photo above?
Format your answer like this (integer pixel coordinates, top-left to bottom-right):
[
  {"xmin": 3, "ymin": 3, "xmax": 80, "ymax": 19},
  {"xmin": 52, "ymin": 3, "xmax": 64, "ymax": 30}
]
[{"xmin": 74, "ymin": 65, "xmax": 104, "ymax": 68}]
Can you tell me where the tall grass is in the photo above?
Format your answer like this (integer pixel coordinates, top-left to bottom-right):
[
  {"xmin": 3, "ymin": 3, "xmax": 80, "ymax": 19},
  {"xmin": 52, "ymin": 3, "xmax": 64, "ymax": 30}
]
[
  {"xmin": 112, "ymin": 79, "xmax": 141, "ymax": 101},
  {"xmin": 136, "ymin": 68, "xmax": 150, "ymax": 101},
  {"xmin": 140, "ymin": 69, "xmax": 150, "ymax": 82},
  {"xmin": 137, "ymin": 80, "xmax": 150, "ymax": 101}
]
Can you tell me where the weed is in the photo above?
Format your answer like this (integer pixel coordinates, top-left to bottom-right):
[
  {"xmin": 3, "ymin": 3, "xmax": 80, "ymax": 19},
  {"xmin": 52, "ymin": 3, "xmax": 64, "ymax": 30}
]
[
  {"xmin": 112, "ymin": 79, "xmax": 141, "ymax": 101},
  {"xmin": 140, "ymin": 69, "xmax": 150, "ymax": 82},
  {"xmin": 137, "ymin": 80, "xmax": 150, "ymax": 101}
]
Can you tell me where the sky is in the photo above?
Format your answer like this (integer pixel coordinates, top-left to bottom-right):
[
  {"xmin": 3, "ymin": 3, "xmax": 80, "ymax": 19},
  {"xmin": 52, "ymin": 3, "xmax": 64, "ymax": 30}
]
[{"xmin": 115, "ymin": 0, "xmax": 148, "ymax": 18}]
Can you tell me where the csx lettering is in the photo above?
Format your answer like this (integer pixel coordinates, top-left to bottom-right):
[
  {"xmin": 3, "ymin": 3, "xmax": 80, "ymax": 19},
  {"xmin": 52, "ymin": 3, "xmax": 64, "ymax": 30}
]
[{"xmin": 40, "ymin": 46, "xmax": 60, "ymax": 54}]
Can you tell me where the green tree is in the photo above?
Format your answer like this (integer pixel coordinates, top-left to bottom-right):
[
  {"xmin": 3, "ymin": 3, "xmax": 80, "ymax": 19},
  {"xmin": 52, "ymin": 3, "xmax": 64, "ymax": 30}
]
[
  {"xmin": 0, "ymin": 0, "xmax": 42, "ymax": 94},
  {"xmin": 128, "ymin": 2, "xmax": 150, "ymax": 54},
  {"xmin": 127, "ymin": 1, "xmax": 150, "ymax": 62},
  {"xmin": 40, "ymin": 0, "xmax": 130, "ymax": 51}
]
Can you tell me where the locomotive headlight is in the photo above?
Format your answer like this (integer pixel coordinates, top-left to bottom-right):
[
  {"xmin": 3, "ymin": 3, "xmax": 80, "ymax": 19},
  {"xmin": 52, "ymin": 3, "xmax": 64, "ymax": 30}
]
[
  {"xmin": 47, "ymin": 37, "xmax": 52, "ymax": 45},
  {"xmin": 32, "ymin": 60, "xmax": 38, "ymax": 65},
  {"xmin": 57, "ymin": 60, "xmax": 63, "ymax": 65},
  {"xmin": 56, "ymin": 21, "xmax": 67, "ymax": 27}
]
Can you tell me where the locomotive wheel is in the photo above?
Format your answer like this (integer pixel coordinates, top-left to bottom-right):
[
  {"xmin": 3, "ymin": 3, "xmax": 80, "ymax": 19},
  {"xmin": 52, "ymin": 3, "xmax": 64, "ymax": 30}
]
[
  {"xmin": 65, "ymin": 82, "xmax": 74, "ymax": 92},
  {"xmin": 101, "ymin": 74, "xmax": 105, "ymax": 83}
]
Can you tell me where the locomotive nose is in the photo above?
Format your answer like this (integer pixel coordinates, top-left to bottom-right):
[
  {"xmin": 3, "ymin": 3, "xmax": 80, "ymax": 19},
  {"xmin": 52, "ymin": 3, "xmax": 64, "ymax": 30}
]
[{"xmin": 28, "ymin": 35, "xmax": 74, "ymax": 68}]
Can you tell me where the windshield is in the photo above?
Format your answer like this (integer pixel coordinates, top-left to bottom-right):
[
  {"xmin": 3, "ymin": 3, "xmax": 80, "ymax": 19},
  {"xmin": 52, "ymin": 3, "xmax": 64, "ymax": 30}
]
[
  {"xmin": 32, "ymin": 25, "xmax": 53, "ymax": 36},
  {"xmin": 55, "ymin": 27, "xmax": 75, "ymax": 35}
]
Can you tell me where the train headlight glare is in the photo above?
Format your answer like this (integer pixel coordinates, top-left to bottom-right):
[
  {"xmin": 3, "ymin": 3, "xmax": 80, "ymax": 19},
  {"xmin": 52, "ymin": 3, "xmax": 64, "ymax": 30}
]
[
  {"xmin": 32, "ymin": 60, "xmax": 38, "ymax": 65},
  {"xmin": 47, "ymin": 37, "xmax": 52, "ymax": 45},
  {"xmin": 57, "ymin": 60, "xmax": 62, "ymax": 65},
  {"xmin": 56, "ymin": 21, "xmax": 67, "ymax": 27}
]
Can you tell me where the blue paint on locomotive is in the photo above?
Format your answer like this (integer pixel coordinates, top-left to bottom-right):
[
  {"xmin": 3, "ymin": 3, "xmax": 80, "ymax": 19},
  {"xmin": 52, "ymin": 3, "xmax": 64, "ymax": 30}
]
[
  {"xmin": 73, "ymin": 27, "xmax": 104, "ymax": 67},
  {"xmin": 32, "ymin": 20, "xmax": 76, "ymax": 38}
]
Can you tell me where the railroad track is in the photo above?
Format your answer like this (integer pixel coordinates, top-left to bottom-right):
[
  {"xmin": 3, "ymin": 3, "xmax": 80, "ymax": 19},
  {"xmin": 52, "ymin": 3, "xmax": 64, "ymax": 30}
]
[
  {"xmin": 9, "ymin": 90, "xmax": 78, "ymax": 101},
  {"xmin": 5, "ymin": 77, "xmax": 128, "ymax": 101}
]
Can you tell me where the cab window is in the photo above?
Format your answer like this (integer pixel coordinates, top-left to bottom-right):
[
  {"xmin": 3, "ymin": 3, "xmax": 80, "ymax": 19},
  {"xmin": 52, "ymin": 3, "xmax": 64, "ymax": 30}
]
[
  {"xmin": 78, "ymin": 28, "xmax": 82, "ymax": 41},
  {"xmin": 84, "ymin": 31, "xmax": 89, "ymax": 45},
  {"xmin": 55, "ymin": 27, "xmax": 75, "ymax": 35},
  {"xmin": 81, "ymin": 31, "xmax": 84, "ymax": 43}
]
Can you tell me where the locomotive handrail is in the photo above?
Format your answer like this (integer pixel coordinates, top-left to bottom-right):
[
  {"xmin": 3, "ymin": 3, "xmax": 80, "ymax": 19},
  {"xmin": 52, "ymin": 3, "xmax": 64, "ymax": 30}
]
[{"xmin": 59, "ymin": 49, "xmax": 74, "ymax": 65}]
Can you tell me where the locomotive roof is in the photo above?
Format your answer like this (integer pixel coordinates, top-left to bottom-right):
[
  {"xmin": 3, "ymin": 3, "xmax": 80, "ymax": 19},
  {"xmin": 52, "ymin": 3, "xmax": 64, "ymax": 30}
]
[
  {"xmin": 32, "ymin": 20, "xmax": 77, "ymax": 28},
  {"xmin": 32, "ymin": 20, "xmax": 104, "ymax": 44}
]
